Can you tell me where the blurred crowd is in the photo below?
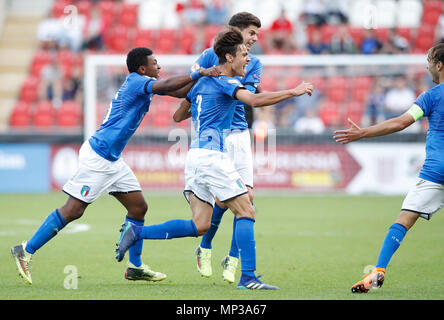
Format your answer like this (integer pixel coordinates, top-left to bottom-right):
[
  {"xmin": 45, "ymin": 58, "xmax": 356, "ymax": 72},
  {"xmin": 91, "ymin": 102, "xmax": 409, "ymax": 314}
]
[{"xmin": 10, "ymin": 0, "xmax": 443, "ymax": 133}]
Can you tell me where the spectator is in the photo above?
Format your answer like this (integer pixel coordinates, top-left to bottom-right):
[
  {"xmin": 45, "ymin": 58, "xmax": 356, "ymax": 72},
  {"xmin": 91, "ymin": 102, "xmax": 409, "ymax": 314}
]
[
  {"xmin": 82, "ymin": 5, "xmax": 105, "ymax": 51},
  {"xmin": 382, "ymin": 28, "xmax": 409, "ymax": 54},
  {"xmin": 307, "ymin": 28, "xmax": 329, "ymax": 54},
  {"xmin": 360, "ymin": 29, "xmax": 383, "ymax": 54},
  {"xmin": 361, "ymin": 80, "xmax": 386, "ymax": 127},
  {"xmin": 292, "ymin": 14, "xmax": 309, "ymax": 53},
  {"xmin": 267, "ymin": 8, "xmax": 295, "ymax": 53},
  {"xmin": 37, "ymin": 12, "xmax": 64, "ymax": 51},
  {"xmin": 302, "ymin": 0, "xmax": 327, "ymax": 26},
  {"xmin": 182, "ymin": 0, "xmax": 206, "ymax": 26},
  {"xmin": 293, "ymin": 108, "xmax": 325, "ymax": 134},
  {"xmin": 62, "ymin": 66, "xmax": 82, "ymax": 103},
  {"xmin": 204, "ymin": 0, "xmax": 230, "ymax": 25},
  {"xmin": 383, "ymin": 76, "xmax": 415, "ymax": 120},
  {"xmin": 325, "ymin": 0, "xmax": 350, "ymax": 25},
  {"xmin": 329, "ymin": 23, "xmax": 355, "ymax": 54},
  {"xmin": 39, "ymin": 56, "xmax": 64, "ymax": 108}
]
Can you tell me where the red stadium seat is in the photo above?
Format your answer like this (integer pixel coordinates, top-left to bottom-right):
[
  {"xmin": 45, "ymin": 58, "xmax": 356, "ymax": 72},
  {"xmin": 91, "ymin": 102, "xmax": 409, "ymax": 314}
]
[
  {"xmin": 284, "ymin": 76, "xmax": 302, "ymax": 89},
  {"xmin": 57, "ymin": 102, "xmax": 82, "ymax": 128},
  {"xmin": 119, "ymin": 2, "xmax": 139, "ymax": 28},
  {"xmin": 423, "ymin": 10, "xmax": 441, "ymax": 25},
  {"xmin": 423, "ymin": 0, "xmax": 443, "ymax": 14},
  {"xmin": 156, "ymin": 37, "xmax": 176, "ymax": 53},
  {"xmin": 327, "ymin": 87, "xmax": 348, "ymax": 102},
  {"xmin": 415, "ymin": 35, "xmax": 435, "ymax": 53},
  {"xmin": 321, "ymin": 25, "xmax": 338, "ymax": 43},
  {"xmin": 347, "ymin": 27, "xmax": 365, "ymax": 46},
  {"xmin": 19, "ymin": 76, "xmax": 40, "ymax": 103},
  {"xmin": 344, "ymin": 101, "xmax": 364, "ymax": 125},
  {"xmin": 373, "ymin": 28, "xmax": 389, "ymax": 42},
  {"xmin": 9, "ymin": 102, "xmax": 32, "ymax": 128},
  {"xmin": 259, "ymin": 75, "xmax": 277, "ymax": 91},
  {"xmin": 30, "ymin": 50, "xmax": 52, "ymax": 76},
  {"xmin": 352, "ymin": 87, "xmax": 370, "ymax": 102},
  {"xmin": 204, "ymin": 25, "xmax": 224, "ymax": 48},
  {"xmin": 354, "ymin": 76, "xmax": 373, "ymax": 88},
  {"xmin": 52, "ymin": 0, "xmax": 70, "ymax": 18},
  {"xmin": 395, "ymin": 27, "xmax": 412, "ymax": 44},
  {"xmin": 33, "ymin": 100, "xmax": 55, "ymax": 129},
  {"xmin": 76, "ymin": 0, "xmax": 93, "ymax": 17},
  {"xmin": 319, "ymin": 101, "xmax": 341, "ymax": 127}
]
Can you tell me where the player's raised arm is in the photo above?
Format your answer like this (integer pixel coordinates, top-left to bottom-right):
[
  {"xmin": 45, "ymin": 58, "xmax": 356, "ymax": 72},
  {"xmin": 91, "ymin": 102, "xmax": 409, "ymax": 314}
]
[
  {"xmin": 151, "ymin": 66, "xmax": 221, "ymax": 94},
  {"xmin": 235, "ymin": 81, "xmax": 313, "ymax": 108},
  {"xmin": 173, "ymin": 99, "xmax": 192, "ymax": 122},
  {"xmin": 333, "ymin": 111, "xmax": 416, "ymax": 144}
]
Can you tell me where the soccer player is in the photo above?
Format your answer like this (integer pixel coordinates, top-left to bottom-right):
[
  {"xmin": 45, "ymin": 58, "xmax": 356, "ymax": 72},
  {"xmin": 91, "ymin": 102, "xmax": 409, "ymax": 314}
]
[
  {"xmin": 333, "ymin": 42, "xmax": 444, "ymax": 293},
  {"xmin": 115, "ymin": 27, "xmax": 313, "ymax": 290},
  {"xmin": 10, "ymin": 47, "xmax": 220, "ymax": 285},
  {"xmin": 186, "ymin": 11, "xmax": 263, "ymax": 284}
]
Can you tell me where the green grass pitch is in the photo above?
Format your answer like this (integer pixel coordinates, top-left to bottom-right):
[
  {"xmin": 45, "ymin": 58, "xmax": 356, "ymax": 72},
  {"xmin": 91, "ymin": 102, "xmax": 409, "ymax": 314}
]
[{"xmin": 0, "ymin": 192, "xmax": 443, "ymax": 300}]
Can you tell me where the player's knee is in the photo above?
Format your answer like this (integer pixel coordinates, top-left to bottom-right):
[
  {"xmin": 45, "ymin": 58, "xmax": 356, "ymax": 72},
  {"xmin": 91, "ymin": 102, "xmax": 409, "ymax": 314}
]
[
  {"xmin": 60, "ymin": 206, "xmax": 85, "ymax": 223},
  {"xmin": 193, "ymin": 219, "xmax": 210, "ymax": 236},
  {"xmin": 237, "ymin": 203, "xmax": 255, "ymax": 220}
]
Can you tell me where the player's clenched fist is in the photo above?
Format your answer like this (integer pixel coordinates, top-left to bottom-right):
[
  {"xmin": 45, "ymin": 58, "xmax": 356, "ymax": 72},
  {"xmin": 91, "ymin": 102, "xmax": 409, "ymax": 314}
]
[{"xmin": 292, "ymin": 81, "xmax": 313, "ymax": 96}]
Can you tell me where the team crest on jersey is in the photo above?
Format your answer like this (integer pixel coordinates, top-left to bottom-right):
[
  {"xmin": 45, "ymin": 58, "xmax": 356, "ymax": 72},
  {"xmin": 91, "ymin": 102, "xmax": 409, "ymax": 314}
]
[
  {"xmin": 81, "ymin": 185, "xmax": 90, "ymax": 197},
  {"xmin": 236, "ymin": 178, "xmax": 245, "ymax": 189}
]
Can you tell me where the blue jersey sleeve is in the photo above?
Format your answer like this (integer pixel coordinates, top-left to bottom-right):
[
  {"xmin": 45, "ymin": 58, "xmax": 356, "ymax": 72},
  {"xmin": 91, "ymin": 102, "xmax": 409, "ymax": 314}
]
[
  {"xmin": 218, "ymin": 77, "xmax": 246, "ymax": 98},
  {"xmin": 242, "ymin": 59, "xmax": 262, "ymax": 93},
  {"xmin": 414, "ymin": 90, "xmax": 434, "ymax": 116},
  {"xmin": 190, "ymin": 48, "xmax": 218, "ymax": 72},
  {"xmin": 140, "ymin": 76, "xmax": 157, "ymax": 95}
]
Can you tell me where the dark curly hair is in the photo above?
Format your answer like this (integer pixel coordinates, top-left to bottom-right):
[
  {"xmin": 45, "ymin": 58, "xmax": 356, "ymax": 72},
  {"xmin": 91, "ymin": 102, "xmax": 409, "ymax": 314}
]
[
  {"xmin": 213, "ymin": 27, "xmax": 244, "ymax": 65},
  {"xmin": 126, "ymin": 47, "xmax": 153, "ymax": 73}
]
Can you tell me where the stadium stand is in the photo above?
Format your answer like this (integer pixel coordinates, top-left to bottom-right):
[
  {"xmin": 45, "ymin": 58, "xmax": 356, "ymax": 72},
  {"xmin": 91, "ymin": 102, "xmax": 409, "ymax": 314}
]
[{"xmin": 2, "ymin": 0, "xmax": 442, "ymax": 134}]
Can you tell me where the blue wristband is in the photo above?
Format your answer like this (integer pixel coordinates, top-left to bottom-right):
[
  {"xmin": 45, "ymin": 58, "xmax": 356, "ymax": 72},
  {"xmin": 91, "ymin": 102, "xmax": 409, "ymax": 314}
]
[{"xmin": 190, "ymin": 70, "xmax": 202, "ymax": 81}]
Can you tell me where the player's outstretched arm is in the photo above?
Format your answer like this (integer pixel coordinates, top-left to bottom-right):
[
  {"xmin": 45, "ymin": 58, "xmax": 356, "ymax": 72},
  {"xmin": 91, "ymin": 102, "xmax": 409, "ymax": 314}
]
[
  {"xmin": 165, "ymin": 82, "xmax": 196, "ymax": 99},
  {"xmin": 333, "ymin": 112, "xmax": 415, "ymax": 144},
  {"xmin": 173, "ymin": 99, "xmax": 192, "ymax": 122},
  {"xmin": 151, "ymin": 66, "xmax": 221, "ymax": 94},
  {"xmin": 235, "ymin": 81, "xmax": 313, "ymax": 108}
]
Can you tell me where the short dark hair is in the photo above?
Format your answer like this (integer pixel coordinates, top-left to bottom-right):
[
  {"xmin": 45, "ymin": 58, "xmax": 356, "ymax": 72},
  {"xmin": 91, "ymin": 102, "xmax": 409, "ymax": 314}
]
[
  {"xmin": 126, "ymin": 47, "xmax": 153, "ymax": 73},
  {"xmin": 428, "ymin": 42, "xmax": 444, "ymax": 64},
  {"xmin": 213, "ymin": 27, "xmax": 244, "ymax": 64},
  {"xmin": 228, "ymin": 12, "xmax": 261, "ymax": 30}
]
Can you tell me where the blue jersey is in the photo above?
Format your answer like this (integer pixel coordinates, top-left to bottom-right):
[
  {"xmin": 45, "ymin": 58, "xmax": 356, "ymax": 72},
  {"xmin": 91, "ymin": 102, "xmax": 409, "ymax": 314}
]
[
  {"xmin": 192, "ymin": 48, "xmax": 262, "ymax": 130},
  {"xmin": 89, "ymin": 72, "xmax": 156, "ymax": 161},
  {"xmin": 187, "ymin": 76, "xmax": 246, "ymax": 152},
  {"xmin": 413, "ymin": 83, "xmax": 444, "ymax": 184}
]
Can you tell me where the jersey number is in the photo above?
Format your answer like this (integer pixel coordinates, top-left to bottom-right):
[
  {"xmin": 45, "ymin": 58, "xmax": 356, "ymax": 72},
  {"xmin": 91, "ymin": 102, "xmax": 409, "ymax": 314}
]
[
  {"xmin": 103, "ymin": 92, "xmax": 119, "ymax": 124},
  {"xmin": 196, "ymin": 94, "xmax": 202, "ymax": 132}
]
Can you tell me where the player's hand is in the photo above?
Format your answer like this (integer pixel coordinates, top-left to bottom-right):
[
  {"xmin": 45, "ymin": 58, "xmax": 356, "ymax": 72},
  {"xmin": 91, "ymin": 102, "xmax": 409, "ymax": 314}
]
[
  {"xmin": 199, "ymin": 66, "xmax": 221, "ymax": 77},
  {"xmin": 292, "ymin": 81, "xmax": 313, "ymax": 96},
  {"xmin": 333, "ymin": 118, "xmax": 364, "ymax": 144}
]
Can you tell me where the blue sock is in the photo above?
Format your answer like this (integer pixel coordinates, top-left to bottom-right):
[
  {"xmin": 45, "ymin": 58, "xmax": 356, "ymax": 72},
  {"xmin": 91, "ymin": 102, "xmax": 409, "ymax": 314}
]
[
  {"xmin": 200, "ymin": 204, "xmax": 227, "ymax": 249},
  {"xmin": 125, "ymin": 216, "xmax": 144, "ymax": 267},
  {"xmin": 137, "ymin": 219, "xmax": 198, "ymax": 239},
  {"xmin": 235, "ymin": 217, "xmax": 256, "ymax": 278},
  {"xmin": 376, "ymin": 223, "xmax": 407, "ymax": 269},
  {"xmin": 26, "ymin": 209, "xmax": 66, "ymax": 254},
  {"xmin": 228, "ymin": 216, "xmax": 239, "ymax": 258}
]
